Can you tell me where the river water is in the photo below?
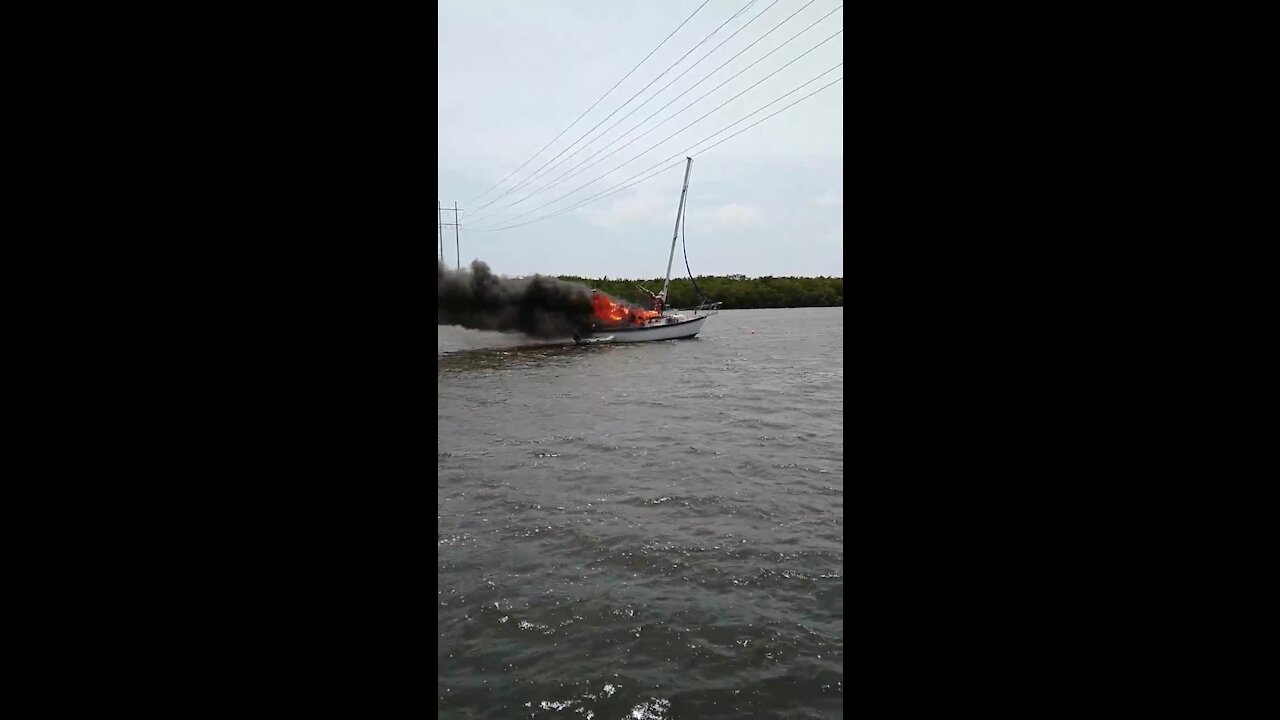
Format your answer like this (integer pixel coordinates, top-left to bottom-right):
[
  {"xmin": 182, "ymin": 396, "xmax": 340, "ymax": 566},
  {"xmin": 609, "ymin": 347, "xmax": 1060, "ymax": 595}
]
[{"xmin": 438, "ymin": 308, "xmax": 844, "ymax": 719}]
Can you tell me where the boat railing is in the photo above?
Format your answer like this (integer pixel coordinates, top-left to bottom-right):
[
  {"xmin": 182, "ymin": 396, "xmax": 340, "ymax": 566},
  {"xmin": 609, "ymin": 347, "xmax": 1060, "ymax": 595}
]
[{"xmin": 690, "ymin": 301, "xmax": 722, "ymax": 316}]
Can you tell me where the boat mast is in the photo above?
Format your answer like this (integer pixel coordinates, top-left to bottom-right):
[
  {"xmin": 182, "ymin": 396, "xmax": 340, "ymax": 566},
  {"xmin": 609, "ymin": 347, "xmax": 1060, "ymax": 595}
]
[{"xmin": 662, "ymin": 157, "xmax": 693, "ymax": 305}]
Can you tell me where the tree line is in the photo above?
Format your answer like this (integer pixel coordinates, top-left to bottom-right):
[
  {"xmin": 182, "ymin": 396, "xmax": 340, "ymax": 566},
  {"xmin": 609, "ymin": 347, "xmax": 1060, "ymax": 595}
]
[{"xmin": 556, "ymin": 274, "xmax": 843, "ymax": 310}]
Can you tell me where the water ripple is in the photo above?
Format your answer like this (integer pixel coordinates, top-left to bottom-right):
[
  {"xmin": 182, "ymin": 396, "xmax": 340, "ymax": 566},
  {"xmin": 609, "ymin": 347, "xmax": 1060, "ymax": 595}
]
[{"xmin": 439, "ymin": 308, "xmax": 843, "ymax": 718}]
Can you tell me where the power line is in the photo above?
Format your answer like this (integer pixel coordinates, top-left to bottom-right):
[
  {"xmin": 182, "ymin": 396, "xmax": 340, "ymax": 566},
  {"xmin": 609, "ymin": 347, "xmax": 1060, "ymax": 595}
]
[
  {"xmin": 469, "ymin": 0, "xmax": 760, "ymax": 215},
  {"xmin": 473, "ymin": 162, "xmax": 687, "ymax": 232},
  {"xmin": 576, "ymin": 24, "xmax": 842, "ymax": 191},
  {"xmin": 495, "ymin": 0, "xmax": 787, "ymax": 201},
  {"xmin": 467, "ymin": 6, "xmax": 842, "ymax": 227},
  {"xmin": 465, "ymin": 0, "xmax": 716, "ymax": 206},
  {"xmin": 471, "ymin": 69, "xmax": 843, "ymax": 232},
  {"xmin": 472, "ymin": 59, "xmax": 843, "ymax": 230},
  {"xmin": 473, "ymin": 0, "xmax": 759, "ymax": 212},
  {"xmin": 691, "ymin": 76, "xmax": 842, "ymax": 156},
  {"xmin": 478, "ymin": 65, "xmax": 843, "ymax": 231},
  {"xmin": 521, "ymin": 0, "xmax": 815, "ymax": 193},
  {"xmin": 497, "ymin": 73, "xmax": 844, "ymax": 232}
]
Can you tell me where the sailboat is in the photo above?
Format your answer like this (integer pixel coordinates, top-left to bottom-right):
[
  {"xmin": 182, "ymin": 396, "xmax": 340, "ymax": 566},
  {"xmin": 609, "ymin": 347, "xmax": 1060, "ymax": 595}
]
[{"xmin": 574, "ymin": 157, "xmax": 721, "ymax": 344}]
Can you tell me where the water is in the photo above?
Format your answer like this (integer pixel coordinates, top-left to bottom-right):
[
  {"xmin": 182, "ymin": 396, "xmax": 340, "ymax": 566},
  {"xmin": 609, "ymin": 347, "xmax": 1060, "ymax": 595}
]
[{"xmin": 438, "ymin": 308, "xmax": 843, "ymax": 719}]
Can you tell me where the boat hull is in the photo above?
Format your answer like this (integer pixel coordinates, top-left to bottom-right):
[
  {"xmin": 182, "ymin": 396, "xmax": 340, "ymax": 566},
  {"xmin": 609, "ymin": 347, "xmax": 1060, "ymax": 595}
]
[{"xmin": 577, "ymin": 315, "xmax": 708, "ymax": 343}]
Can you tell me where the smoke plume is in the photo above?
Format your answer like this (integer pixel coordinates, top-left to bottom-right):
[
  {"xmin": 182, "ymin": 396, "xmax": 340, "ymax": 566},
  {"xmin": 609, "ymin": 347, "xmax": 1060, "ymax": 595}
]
[{"xmin": 438, "ymin": 260, "xmax": 597, "ymax": 338}]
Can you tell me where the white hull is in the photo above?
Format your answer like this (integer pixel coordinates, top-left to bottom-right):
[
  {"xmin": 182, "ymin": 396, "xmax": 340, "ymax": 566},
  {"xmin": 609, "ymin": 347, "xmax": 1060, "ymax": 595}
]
[{"xmin": 577, "ymin": 315, "xmax": 708, "ymax": 343}]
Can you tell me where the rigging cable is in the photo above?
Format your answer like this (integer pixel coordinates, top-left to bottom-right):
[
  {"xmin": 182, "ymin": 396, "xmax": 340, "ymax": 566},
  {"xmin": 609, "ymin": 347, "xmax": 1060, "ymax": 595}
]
[{"xmin": 681, "ymin": 189, "xmax": 711, "ymax": 304}]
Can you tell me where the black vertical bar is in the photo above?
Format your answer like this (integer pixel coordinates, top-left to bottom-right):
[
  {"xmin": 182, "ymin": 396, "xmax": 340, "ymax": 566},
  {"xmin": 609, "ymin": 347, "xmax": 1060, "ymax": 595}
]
[{"xmin": 455, "ymin": 201, "xmax": 461, "ymax": 270}]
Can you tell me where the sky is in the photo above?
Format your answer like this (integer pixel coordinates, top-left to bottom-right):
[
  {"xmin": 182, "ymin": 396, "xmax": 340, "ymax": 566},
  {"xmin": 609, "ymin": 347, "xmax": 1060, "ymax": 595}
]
[{"xmin": 437, "ymin": 0, "xmax": 843, "ymax": 279}]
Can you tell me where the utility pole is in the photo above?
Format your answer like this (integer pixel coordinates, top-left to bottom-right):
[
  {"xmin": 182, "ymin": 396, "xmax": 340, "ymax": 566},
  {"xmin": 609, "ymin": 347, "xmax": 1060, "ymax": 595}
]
[{"xmin": 438, "ymin": 201, "xmax": 464, "ymax": 270}]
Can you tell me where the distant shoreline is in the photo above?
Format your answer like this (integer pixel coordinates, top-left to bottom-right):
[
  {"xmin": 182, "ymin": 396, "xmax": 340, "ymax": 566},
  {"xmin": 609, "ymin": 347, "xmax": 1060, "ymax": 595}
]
[{"xmin": 557, "ymin": 274, "xmax": 843, "ymax": 310}]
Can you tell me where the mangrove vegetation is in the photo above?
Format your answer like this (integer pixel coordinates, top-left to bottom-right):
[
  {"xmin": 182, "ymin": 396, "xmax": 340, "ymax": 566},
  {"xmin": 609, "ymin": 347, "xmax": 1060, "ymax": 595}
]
[{"xmin": 556, "ymin": 274, "xmax": 843, "ymax": 310}]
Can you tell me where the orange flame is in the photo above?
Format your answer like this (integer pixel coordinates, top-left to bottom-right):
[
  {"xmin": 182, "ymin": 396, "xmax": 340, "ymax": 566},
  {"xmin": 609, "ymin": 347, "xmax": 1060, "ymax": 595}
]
[{"xmin": 591, "ymin": 291, "xmax": 660, "ymax": 327}]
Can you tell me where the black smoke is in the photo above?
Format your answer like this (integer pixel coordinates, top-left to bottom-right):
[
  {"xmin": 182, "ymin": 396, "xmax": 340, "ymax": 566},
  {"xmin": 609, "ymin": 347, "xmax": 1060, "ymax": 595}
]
[{"xmin": 438, "ymin": 260, "xmax": 598, "ymax": 338}]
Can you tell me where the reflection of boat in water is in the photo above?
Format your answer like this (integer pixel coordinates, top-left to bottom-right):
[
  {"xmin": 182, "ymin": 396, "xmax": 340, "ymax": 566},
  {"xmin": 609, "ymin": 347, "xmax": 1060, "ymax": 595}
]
[{"xmin": 575, "ymin": 157, "xmax": 720, "ymax": 345}]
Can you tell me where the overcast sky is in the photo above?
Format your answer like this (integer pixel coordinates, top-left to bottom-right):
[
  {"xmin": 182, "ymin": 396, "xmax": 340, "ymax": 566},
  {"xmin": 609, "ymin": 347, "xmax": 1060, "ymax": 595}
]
[{"xmin": 437, "ymin": 0, "xmax": 843, "ymax": 279}]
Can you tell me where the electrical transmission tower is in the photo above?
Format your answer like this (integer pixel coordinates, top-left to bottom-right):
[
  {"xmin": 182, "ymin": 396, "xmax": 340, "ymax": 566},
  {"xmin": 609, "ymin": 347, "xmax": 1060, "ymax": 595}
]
[{"xmin": 438, "ymin": 201, "xmax": 463, "ymax": 269}]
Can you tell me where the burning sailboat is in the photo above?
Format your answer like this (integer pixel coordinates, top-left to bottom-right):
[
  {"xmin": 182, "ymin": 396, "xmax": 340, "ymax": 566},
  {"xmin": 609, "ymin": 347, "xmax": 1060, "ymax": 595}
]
[{"xmin": 574, "ymin": 157, "xmax": 720, "ymax": 344}]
